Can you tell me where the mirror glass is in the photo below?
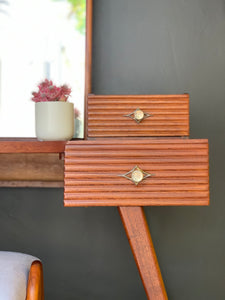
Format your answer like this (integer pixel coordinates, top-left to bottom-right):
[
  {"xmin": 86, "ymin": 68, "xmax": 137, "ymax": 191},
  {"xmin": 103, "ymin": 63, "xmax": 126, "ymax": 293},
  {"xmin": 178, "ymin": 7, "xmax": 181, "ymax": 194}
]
[{"xmin": 0, "ymin": 0, "xmax": 85, "ymax": 138}]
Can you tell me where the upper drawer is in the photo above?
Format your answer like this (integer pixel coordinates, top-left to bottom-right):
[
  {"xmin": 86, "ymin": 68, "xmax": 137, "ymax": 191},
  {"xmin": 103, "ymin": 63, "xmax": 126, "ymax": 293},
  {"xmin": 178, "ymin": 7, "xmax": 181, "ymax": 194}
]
[
  {"xmin": 64, "ymin": 139, "xmax": 209, "ymax": 207},
  {"xmin": 87, "ymin": 94, "xmax": 189, "ymax": 137}
]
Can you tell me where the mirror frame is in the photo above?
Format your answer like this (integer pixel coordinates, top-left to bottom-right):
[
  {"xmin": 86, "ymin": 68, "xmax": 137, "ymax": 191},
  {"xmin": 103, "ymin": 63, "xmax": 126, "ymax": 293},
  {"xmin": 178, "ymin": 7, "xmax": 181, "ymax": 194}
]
[{"xmin": 85, "ymin": 0, "xmax": 93, "ymax": 139}]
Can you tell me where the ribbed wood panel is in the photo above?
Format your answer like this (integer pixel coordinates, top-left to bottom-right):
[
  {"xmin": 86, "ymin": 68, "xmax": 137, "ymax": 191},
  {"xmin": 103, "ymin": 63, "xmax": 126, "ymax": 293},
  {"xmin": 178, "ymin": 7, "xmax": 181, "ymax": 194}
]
[
  {"xmin": 64, "ymin": 139, "xmax": 209, "ymax": 206},
  {"xmin": 87, "ymin": 94, "xmax": 189, "ymax": 137}
]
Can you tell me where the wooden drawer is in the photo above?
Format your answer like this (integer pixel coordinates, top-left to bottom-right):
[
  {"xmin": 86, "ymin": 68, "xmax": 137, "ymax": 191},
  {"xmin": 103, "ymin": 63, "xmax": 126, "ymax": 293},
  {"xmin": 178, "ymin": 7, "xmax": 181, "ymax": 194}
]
[
  {"xmin": 87, "ymin": 94, "xmax": 189, "ymax": 137},
  {"xmin": 64, "ymin": 139, "xmax": 209, "ymax": 207}
]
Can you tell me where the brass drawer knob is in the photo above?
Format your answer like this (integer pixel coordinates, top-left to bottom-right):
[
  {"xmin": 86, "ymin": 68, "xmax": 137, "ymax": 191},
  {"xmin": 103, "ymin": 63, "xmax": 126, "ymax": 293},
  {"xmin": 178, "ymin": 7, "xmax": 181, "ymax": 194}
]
[
  {"xmin": 131, "ymin": 168, "xmax": 144, "ymax": 184},
  {"xmin": 120, "ymin": 165, "xmax": 153, "ymax": 185},
  {"xmin": 124, "ymin": 108, "xmax": 152, "ymax": 123},
  {"xmin": 134, "ymin": 109, "xmax": 144, "ymax": 121}
]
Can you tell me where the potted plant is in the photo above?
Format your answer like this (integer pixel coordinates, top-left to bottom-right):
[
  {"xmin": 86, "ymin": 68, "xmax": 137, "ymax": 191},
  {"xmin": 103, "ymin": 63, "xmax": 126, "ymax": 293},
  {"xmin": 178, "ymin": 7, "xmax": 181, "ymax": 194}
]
[{"xmin": 32, "ymin": 79, "xmax": 74, "ymax": 141}]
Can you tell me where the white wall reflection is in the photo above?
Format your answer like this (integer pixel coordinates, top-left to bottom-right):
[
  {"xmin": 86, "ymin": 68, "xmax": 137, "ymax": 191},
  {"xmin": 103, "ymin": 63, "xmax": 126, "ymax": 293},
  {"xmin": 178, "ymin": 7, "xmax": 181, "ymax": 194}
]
[{"xmin": 0, "ymin": 0, "xmax": 85, "ymax": 137}]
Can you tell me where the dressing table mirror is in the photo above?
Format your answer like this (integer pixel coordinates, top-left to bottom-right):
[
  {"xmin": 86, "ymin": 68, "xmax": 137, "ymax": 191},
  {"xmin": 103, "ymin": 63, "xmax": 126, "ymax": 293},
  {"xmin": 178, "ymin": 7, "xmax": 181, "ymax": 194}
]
[
  {"xmin": 0, "ymin": 0, "xmax": 85, "ymax": 138},
  {"xmin": 0, "ymin": 0, "xmax": 86, "ymax": 186}
]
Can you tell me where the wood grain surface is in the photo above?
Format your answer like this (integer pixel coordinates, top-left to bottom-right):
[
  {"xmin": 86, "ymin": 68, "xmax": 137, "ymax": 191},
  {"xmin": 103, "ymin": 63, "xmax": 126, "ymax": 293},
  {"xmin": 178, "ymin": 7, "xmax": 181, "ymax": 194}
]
[
  {"xmin": 0, "ymin": 139, "xmax": 66, "ymax": 153},
  {"xmin": 119, "ymin": 206, "xmax": 168, "ymax": 300},
  {"xmin": 88, "ymin": 94, "xmax": 189, "ymax": 137},
  {"xmin": 0, "ymin": 140, "xmax": 65, "ymax": 186},
  {"xmin": 64, "ymin": 139, "xmax": 209, "ymax": 206},
  {"xmin": 26, "ymin": 260, "xmax": 44, "ymax": 300},
  {"xmin": 84, "ymin": 0, "xmax": 93, "ymax": 139},
  {"xmin": 0, "ymin": 153, "xmax": 64, "ymax": 187}
]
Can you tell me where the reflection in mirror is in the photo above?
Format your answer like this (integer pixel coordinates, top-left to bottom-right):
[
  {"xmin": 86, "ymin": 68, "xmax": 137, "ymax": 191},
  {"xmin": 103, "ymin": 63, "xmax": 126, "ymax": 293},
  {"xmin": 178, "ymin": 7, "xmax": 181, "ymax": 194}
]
[{"xmin": 0, "ymin": 0, "xmax": 85, "ymax": 138}]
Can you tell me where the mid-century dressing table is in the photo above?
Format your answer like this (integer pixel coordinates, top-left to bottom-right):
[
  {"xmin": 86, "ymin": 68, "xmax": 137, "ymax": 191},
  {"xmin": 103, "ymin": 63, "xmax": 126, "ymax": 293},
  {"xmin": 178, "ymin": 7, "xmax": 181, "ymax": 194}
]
[{"xmin": 0, "ymin": 1, "xmax": 209, "ymax": 299}]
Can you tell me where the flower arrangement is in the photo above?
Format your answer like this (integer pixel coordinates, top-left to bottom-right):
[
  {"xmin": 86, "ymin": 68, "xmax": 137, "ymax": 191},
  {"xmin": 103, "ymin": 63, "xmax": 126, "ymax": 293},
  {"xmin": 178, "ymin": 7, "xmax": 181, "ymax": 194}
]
[{"xmin": 32, "ymin": 79, "xmax": 71, "ymax": 102}]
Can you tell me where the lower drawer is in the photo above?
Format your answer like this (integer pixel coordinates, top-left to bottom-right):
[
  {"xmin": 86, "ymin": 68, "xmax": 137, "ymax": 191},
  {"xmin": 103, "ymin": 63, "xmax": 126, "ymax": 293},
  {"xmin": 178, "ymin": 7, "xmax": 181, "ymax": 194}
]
[{"xmin": 64, "ymin": 139, "xmax": 209, "ymax": 207}]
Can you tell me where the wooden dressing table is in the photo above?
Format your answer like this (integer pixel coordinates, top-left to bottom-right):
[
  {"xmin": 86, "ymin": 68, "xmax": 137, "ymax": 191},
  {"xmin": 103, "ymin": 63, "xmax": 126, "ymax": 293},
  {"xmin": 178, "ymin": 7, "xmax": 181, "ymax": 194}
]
[{"xmin": 0, "ymin": 1, "xmax": 209, "ymax": 299}]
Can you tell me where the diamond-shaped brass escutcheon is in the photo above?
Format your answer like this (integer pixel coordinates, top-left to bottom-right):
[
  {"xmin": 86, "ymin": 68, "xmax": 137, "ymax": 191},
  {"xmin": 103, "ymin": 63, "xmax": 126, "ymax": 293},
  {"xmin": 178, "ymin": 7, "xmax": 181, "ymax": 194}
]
[
  {"xmin": 119, "ymin": 165, "xmax": 152, "ymax": 185},
  {"xmin": 124, "ymin": 108, "xmax": 152, "ymax": 124}
]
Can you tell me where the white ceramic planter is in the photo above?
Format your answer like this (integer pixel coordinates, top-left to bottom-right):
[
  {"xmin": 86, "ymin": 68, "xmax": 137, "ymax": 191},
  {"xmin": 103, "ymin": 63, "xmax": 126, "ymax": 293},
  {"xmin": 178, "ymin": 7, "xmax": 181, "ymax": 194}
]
[{"xmin": 35, "ymin": 102, "xmax": 74, "ymax": 141}]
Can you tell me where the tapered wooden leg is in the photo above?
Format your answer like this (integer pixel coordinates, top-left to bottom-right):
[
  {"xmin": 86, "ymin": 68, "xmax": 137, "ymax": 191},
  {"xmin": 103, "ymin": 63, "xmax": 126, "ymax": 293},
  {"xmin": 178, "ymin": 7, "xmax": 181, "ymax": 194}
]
[{"xmin": 118, "ymin": 206, "xmax": 168, "ymax": 300}]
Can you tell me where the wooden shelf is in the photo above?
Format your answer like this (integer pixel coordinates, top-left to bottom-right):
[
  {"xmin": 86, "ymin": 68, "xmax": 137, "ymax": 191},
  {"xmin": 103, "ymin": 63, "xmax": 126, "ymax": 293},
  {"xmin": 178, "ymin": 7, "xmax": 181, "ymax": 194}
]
[
  {"xmin": 0, "ymin": 139, "xmax": 66, "ymax": 186},
  {"xmin": 0, "ymin": 138, "xmax": 67, "ymax": 153}
]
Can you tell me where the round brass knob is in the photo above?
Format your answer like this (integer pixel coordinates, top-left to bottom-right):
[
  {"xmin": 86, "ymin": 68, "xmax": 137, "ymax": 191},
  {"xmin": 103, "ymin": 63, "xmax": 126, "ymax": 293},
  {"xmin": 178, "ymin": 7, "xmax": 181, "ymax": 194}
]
[
  {"xmin": 131, "ymin": 169, "xmax": 144, "ymax": 184},
  {"xmin": 134, "ymin": 109, "xmax": 144, "ymax": 121}
]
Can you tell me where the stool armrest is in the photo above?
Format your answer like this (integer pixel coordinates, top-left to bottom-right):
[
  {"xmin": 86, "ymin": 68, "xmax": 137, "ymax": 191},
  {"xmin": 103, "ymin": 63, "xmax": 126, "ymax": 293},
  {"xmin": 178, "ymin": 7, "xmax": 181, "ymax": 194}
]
[{"xmin": 26, "ymin": 261, "xmax": 44, "ymax": 300}]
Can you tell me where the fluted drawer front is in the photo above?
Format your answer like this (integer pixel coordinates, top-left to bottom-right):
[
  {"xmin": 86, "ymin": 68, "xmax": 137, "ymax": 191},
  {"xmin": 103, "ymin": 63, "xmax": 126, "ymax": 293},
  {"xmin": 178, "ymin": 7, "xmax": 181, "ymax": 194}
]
[
  {"xmin": 64, "ymin": 139, "xmax": 209, "ymax": 207},
  {"xmin": 88, "ymin": 94, "xmax": 189, "ymax": 137}
]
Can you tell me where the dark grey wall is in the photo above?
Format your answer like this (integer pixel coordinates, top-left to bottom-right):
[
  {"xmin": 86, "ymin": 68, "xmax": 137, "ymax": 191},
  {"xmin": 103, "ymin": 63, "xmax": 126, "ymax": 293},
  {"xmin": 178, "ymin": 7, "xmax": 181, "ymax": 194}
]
[{"xmin": 0, "ymin": 0, "xmax": 224, "ymax": 299}]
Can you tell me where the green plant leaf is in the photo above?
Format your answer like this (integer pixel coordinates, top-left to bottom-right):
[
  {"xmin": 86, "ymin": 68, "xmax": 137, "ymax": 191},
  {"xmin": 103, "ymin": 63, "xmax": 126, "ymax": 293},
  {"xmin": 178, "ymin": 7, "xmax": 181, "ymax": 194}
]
[{"xmin": 52, "ymin": 0, "xmax": 86, "ymax": 35}]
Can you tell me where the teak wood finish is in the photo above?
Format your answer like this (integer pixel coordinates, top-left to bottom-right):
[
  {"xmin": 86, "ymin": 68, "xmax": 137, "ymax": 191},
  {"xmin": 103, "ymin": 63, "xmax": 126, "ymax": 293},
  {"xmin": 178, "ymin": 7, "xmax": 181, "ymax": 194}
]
[
  {"xmin": 82, "ymin": 1, "xmax": 209, "ymax": 299},
  {"xmin": 26, "ymin": 260, "xmax": 44, "ymax": 300},
  {"xmin": 0, "ymin": 1, "xmax": 210, "ymax": 299},
  {"xmin": 88, "ymin": 94, "xmax": 189, "ymax": 137},
  {"xmin": 0, "ymin": 153, "xmax": 64, "ymax": 187},
  {"xmin": 0, "ymin": 140, "xmax": 66, "ymax": 186},
  {"xmin": 0, "ymin": 139, "xmax": 66, "ymax": 154},
  {"xmin": 64, "ymin": 139, "xmax": 209, "ymax": 207},
  {"xmin": 119, "ymin": 207, "xmax": 168, "ymax": 300},
  {"xmin": 84, "ymin": 0, "xmax": 93, "ymax": 140},
  {"xmin": 0, "ymin": 140, "xmax": 65, "ymax": 186}
]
